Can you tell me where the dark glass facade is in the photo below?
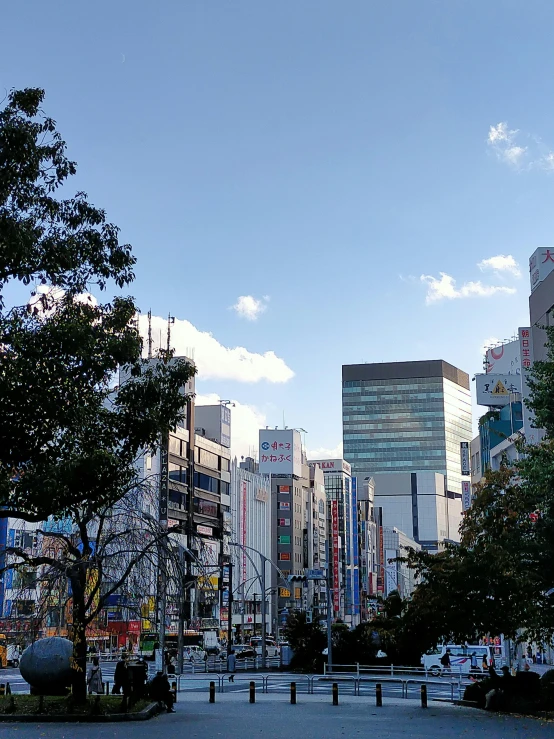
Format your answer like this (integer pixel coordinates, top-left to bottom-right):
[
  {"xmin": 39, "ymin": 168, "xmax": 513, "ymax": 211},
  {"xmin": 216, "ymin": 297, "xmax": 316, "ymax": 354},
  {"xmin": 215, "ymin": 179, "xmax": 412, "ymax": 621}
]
[{"xmin": 342, "ymin": 361, "xmax": 471, "ymax": 495}]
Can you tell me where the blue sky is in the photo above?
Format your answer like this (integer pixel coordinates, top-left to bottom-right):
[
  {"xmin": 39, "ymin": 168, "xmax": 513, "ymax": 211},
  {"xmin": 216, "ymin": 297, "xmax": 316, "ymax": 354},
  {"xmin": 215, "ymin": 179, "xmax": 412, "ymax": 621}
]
[{"xmin": 3, "ymin": 1, "xmax": 554, "ymax": 458}]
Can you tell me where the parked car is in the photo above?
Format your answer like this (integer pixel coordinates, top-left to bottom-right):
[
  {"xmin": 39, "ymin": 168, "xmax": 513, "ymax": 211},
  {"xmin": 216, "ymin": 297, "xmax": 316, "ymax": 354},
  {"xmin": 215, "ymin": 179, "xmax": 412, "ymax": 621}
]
[
  {"xmin": 232, "ymin": 645, "xmax": 257, "ymax": 660},
  {"xmin": 183, "ymin": 645, "xmax": 206, "ymax": 662},
  {"xmin": 250, "ymin": 637, "xmax": 279, "ymax": 657}
]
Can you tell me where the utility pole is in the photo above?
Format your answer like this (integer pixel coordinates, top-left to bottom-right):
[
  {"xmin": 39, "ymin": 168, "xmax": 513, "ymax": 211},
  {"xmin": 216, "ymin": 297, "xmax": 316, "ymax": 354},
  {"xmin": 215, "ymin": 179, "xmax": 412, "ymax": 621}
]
[{"xmin": 261, "ymin": 559, "xmax": 267, "ymax": 669}]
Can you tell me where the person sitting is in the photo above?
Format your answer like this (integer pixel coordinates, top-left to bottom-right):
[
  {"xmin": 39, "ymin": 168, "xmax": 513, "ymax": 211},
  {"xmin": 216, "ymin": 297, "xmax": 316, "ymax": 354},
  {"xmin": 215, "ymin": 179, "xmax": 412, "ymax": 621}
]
[{"xmin": 149, "ymin": 671, "xmax": 176, "ymax": 713}]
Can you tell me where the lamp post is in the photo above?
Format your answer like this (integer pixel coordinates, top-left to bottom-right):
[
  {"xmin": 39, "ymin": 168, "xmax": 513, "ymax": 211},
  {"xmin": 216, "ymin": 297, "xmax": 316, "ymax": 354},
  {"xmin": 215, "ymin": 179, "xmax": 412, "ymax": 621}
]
[{"xmin": 229, "ymin": 542, "xmax": 288, "ymax": 670}]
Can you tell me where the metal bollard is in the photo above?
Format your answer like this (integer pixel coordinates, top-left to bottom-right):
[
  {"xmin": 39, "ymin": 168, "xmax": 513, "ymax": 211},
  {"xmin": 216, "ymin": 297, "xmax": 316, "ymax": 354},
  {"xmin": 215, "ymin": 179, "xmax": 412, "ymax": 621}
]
[
  {"xmin": 249, "ymin": 681, "xmax": 255, "ymax": 703},
  {"xmin": 291, "ymin": 682, "xmax": 296, "ymax": 704},
  {"xmin": 376, "ymin": 683, "xmax": 382, "ymax": 707},
  {"xmin": 421, "ymin": 684, "xmax": 427, "ymax": 708},
  {"xmin": 0, "ymin": 684, "xmax": 4, "ymax": 697},
  {"xmin": 209, "ymin": 681, "xmax": 216, "ymax": 703},
  {"xmin": 332, "ymin": 682, "xmax": 338, "ymax": 705},
  {"xmin": 5, "ymin": 682, "xmax": 11, "ymax": 696}
]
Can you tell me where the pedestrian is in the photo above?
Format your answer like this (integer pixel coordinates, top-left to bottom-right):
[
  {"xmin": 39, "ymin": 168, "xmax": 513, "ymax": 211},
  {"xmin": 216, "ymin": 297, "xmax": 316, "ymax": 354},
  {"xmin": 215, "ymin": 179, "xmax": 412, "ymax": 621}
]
[
  {"xmin": 150, "ymin": 671, "xmax": 176, "ymax": 713},
  {"xmin": 227, "ymin": 649, "xmax": 236, "ymax": 682},
  {"xmin": 440, "ymin": 649, "xmax": 451, "ymax": 676},
  {"xmin": 481, "ymin": 655, "xmax": 488, "ymax": 672},
  {"xmin": 113, "ymin": 653, "xmax": 130, "ymax": 696},
  {"xmin": 87, "ymin": 656, "xmax": 103, "ymax": 694}
]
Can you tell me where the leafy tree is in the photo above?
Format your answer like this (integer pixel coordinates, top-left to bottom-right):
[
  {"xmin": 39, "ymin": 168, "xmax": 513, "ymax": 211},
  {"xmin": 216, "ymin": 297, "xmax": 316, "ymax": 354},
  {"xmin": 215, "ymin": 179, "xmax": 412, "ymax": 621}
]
[
  {"xmin": 283, "ymin": 611, "xmax": 326, "ymax": 672},
  {"xmin": 0, "ymin": 88, "xmax": 194, "ymax": 700}
]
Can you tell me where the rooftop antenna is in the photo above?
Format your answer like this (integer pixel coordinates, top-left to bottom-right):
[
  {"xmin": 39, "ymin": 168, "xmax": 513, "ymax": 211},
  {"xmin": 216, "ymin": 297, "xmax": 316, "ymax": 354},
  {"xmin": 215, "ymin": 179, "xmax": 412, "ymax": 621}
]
[
  {"xmin": 147, "ymin": 310, "xmax": 153, "ymax": 359},
  {"xmin": 167, "ymin": 313, "xmax": 175, "ymax": 352}
]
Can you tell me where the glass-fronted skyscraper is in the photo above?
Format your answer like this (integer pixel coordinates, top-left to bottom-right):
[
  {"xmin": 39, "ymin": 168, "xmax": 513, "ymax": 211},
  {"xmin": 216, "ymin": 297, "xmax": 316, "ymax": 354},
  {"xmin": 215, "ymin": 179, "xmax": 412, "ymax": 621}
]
[{"xmin": 342, "ymin": 360, "xmax": 472, "ymax": 496}]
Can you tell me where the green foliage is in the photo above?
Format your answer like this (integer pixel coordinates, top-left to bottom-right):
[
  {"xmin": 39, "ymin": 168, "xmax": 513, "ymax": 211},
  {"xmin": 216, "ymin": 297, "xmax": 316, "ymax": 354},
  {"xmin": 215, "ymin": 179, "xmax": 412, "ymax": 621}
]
[
  {"xmin": 283, "ymin": 611, "xmax": 326, "ymax": 672},
  {"xmin": 0, "ymin": 88, "xmax": 195, "ymax": 521}
]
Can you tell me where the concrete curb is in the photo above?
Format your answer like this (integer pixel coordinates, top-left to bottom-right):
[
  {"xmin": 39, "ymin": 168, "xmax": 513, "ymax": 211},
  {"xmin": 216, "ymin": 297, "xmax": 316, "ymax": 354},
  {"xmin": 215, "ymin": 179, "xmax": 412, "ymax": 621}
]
[{"xmin": 0, "ymin": 701, "xmax": 162, "ymax": 723}]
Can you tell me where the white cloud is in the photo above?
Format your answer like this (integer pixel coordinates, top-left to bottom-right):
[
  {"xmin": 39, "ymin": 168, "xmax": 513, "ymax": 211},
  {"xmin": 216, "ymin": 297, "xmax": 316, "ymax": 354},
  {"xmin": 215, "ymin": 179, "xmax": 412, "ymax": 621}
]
[
  {"xmin": 196, "ymin": 393, "xmax": 266, "ymax": 461},
  {"xmin": 420, "ymin": 273, "xmax": 516, "ymax": 305},
  {"xmin": 28, "ymin": 285, "xmax": 98, "ymax": 318},
  {"xmin": 477, "ymin": 254, "xmax": 521, "ymax": 278},
  {"xmin": 232, "ymin": 295, "xmax": 268, "ymax": 321},
  {"xmin": 138, "ymin": 313, "xmax": 294, "ymax": 383},
  {"xmin": 487, "ymin": 122, "xmax": 527, "ymax": 168},
  {"xmin": 488, "ymin": 122, "xmax": 517, "ymax": 145},
  {"xmin": 307, "ymin": 441, "xmax": 343, "ymax": 461}
]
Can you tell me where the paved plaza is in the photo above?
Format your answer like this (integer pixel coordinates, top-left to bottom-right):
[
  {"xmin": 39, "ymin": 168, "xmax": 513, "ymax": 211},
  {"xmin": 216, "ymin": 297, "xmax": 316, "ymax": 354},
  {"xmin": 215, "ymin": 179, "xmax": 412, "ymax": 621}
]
[{"xmin": 1, "ymin": 693, "xmax": 553, "ymax": 739}]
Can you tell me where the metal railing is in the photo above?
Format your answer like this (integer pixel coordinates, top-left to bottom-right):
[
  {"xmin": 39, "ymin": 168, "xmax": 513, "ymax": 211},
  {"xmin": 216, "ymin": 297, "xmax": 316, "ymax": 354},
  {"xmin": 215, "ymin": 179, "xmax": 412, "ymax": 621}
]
[{"xmin": 324, "ymin": 663, "xmax": 467, "ymax": 679}]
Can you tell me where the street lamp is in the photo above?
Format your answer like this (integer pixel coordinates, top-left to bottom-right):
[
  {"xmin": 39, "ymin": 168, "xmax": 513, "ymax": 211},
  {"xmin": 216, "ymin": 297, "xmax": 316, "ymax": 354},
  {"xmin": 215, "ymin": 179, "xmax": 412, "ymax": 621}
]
[{"xmin": 229, "ymin": 542, "xmax": 289, "ymax": 669}]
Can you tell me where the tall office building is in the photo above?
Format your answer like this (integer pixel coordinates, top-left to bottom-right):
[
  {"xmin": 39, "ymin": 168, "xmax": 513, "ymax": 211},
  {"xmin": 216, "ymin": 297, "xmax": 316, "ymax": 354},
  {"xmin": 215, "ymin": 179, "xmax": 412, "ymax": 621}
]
[
  {"xmin": 342, "ymin": 360, "xmax": 472, "ymax": 495},
  {"xmin": 342, "ymin": 360, "xmax": 472, "ymax": 550}
]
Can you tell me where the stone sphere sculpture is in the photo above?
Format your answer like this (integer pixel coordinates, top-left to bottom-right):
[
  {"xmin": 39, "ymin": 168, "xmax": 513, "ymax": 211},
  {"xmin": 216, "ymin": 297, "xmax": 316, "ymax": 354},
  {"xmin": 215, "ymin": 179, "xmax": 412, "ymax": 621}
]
[{"xmin": 19, "ymin": 637, "xmax": 73, "ymax": 693}]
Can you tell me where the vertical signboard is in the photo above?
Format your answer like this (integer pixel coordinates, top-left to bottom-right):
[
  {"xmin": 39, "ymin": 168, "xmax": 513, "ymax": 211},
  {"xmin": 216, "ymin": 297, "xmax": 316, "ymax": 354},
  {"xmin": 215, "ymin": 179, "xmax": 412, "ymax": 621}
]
[
  {"xmin": 159, "ymin": 437, "xmax": 169, "ymax": 524},
  {"xmin": 460, "ymin": 442, "xmax": 470, "ymax": 476},
  {"xmin": 241, "ymin": 480, "xmax": 247, "ymax": 584},
  {"xmin": 519, "ymin": 327, "xmax": 539, "ymax": 444},
  {"xmin": 385, "ymin": 549, "xmax": 398, "ymax": 595},
  {"xmin": 332, "ymin": 501, "xmax": 340, "ymax": 613},
  {"xmin": 351, "ymin": 477, "xmax": 360, "ymax": 617},
  {"xmin": 529, "ymin": 247, "xmax": 554, "ymax": 292},
  {"xmin": 462, "ymin": 481, "xmax": 472, "ymax": 512}
]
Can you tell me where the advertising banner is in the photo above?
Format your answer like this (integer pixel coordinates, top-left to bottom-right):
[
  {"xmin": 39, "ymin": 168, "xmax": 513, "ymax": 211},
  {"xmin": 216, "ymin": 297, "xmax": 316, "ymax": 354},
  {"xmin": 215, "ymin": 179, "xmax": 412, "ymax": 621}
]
[
  {"xmin": 332, "ymin": 501, "xmax": 340, "ymax": 613},
  {"xmin": 485, "ymin": 340, "xmax": 521, "ymax": 375},
  {"xmin": 241, "ymin": 480, "xmax": 247, "ymax": 584},
  {"xmin": 476, "ymin": 374, "xmax": 521, "ymax": 406},
  {"xmin": 259, "ymin": 429, "xmax": 302, "ymax": 476},
  {"xmin": 462, "ymin": 481, "xmax": 472, "ymax": 511},
  {"xmin": 460, "ymin": 442, "xmax": 470, "ymax": 476}
]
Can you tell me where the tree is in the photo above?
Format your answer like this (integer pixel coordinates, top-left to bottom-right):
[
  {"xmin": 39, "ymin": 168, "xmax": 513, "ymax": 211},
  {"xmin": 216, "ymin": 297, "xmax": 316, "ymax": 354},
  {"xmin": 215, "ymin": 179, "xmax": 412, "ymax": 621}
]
[
  {"xmin": 0, "ymin": 88, "xmax": 195, "ymax": 700},
  {"xmin": 400, "ymin": 326, "xmax": 554, "ymax": 649},
  {"xmin": 283, "ymin": 611, "xmax": 326, "ymax": 672}
]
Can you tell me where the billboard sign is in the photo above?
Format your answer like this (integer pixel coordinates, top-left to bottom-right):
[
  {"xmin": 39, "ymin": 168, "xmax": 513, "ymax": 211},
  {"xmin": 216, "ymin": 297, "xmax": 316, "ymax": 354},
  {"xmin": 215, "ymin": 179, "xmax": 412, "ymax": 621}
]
[
  {"xmin": 485, "ymin": 340, "xmax": 521, "ymax": 376},
  {"xmin": 519, "ymin": 327, "xmax": 540, "ymax": 444},
  {"xmin": 259, "ymin": 429, "xmax": 302, "ymax": 476},
  {"xmin": 529, "ymin": 247, "xmax": 554, "ymax": 292},
  {"xmin": 462, "ymin": 481, "xmax": 472, "ymax": 511},
  {"xmin": 460, "ymin": 442, "xmax": 470, "ymax": 476},
  {"xmin": 475, "ymin": 374, "xmax": 521, "ymax": 407},
  {"xmin": 241, "ymin": 480, "xmax": 247, "ymax": 584},
  {"xmin": 309, "ymin": 459, "xmax": 351, "ymax": 475}
]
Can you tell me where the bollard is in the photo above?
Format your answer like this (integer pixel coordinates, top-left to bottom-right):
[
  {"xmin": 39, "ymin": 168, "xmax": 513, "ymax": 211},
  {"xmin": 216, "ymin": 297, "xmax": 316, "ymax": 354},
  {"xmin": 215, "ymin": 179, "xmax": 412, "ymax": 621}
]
[
  {"xmin": 290, "ymin": 682, "xmax": 296, "ymax": 704},
  {"xmin": 0, "ymin": 684, "xmax": 4, "ymax": 697},
  {"xmin": 171, "ymin": 681, "xmax": 177, "ymax": 703},
  {"xmin": 249, "ymin": 681, "xmax": 255, "ymax": 703},
  {"xmin": 209, "ymin": 681, "xmax": 216, "ymax": 703},
  {"xmin": 420, "ymin": 684, "xmax": 427, "ymax": 709},
  {"xmin": 332, "ymin": 682, "xmax": 338, "ymax": 706},
  {"xmin": 5, "ymin": 682, "xmax": 11, "ymax": 696},
  {"xmin": 376, "ymin": 683, "xmax": 382, "ymax": 707}
]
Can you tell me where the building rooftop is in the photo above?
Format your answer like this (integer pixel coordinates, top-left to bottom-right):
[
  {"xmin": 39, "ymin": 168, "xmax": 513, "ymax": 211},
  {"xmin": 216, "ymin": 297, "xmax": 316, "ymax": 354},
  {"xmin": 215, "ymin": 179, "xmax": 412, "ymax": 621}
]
[{"xmin": 342, "ymin": 359, "xmax": 469, "ymax": 390}]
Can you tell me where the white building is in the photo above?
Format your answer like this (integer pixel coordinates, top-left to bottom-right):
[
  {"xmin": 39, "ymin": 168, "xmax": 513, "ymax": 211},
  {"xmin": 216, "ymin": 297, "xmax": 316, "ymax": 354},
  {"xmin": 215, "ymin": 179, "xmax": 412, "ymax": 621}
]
[
  {"xmin": 372, "ymin": 471, "xmax": 461, "ymax": 552},
  {"xmin": 230, "ymin": 461, "xmax": 272, "ymax": 639}
]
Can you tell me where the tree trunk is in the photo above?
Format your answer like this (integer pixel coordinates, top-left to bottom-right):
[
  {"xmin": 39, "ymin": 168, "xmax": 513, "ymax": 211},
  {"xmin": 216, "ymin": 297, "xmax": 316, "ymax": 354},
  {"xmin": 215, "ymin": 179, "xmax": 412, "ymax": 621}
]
[{"xmin": 68, "ymin": 569, "xmax": 88, "ymax": 703}]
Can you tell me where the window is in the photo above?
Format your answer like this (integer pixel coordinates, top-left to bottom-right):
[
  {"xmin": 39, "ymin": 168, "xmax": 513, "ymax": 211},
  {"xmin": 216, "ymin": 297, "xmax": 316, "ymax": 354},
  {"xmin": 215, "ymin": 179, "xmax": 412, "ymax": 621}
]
[
  {"xmin": 220, "ymin": 480, "xmax": 230, "ymax": 496},
  {"xmin": 194, "ymin": 471, "xmax": 219, "ymax": 494},
  {"xmin": 220, "ymin": 457, "xmax": 230, "ymax": 472},
  {"xmin": 198, "ymin": 448, "xmax": 219, "ymax": 470},
  {"xmin": 169, "ymin": 463, "xmax": 188, "ymax": 484},
  {"xmin": 169, "ymin": 435, "xmax": 181, "ymax": 456}
]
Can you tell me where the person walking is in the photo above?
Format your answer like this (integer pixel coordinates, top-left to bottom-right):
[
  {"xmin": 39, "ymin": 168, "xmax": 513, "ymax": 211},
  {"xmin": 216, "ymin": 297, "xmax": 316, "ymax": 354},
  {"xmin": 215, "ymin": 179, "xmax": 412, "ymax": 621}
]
[
  {"xmin": 87, "ymin": 656, "xmax": 103, "ymax": 694},
  {"xmin": 227, "ymin": 649, "xmax": 236, "ymax": 682},
  {"xmin": 150, "ymin": 671, "xmax": 176, "ymax": 712},
  {"xmin": 440, "ymin": 649, "xmax": 451, "ymax": 676},
  {"xmin": 113, "ymin": 653, "xmax": 130, "ymax": 695}
]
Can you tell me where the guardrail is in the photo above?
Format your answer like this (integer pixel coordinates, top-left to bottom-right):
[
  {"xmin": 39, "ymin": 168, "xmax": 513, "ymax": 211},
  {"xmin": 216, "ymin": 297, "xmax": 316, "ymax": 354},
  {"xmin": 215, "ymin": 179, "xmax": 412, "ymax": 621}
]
[
  {"xmin": 324, "ymin": 663, "xmax": 467, "ymax": 679},
  {"xmin": 173, "ymin": 672, "xmax": 464, "ymax": 702}
]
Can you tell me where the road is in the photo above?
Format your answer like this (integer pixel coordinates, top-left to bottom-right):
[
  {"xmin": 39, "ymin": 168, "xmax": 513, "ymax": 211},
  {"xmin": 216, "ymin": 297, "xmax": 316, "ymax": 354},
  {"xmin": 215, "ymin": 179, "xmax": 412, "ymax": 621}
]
[{"xmin": 1, "ymin": 692, "xmax": 553, "ymax": 739}]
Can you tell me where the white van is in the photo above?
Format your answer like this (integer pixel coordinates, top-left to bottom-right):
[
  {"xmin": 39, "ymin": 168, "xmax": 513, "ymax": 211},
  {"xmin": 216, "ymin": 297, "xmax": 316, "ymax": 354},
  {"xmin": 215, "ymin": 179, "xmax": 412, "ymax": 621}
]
[{"xmin": 421, "ymin": 644, "xmax": 492, "ymax": 676}]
